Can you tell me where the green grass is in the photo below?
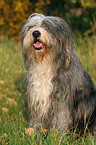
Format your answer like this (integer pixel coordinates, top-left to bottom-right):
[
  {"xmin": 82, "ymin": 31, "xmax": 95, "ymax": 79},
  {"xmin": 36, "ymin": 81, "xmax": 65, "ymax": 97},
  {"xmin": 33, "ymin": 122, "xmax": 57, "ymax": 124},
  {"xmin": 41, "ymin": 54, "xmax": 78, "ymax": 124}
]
[{"xmin": 0, "ymin": 36, "xmax": 96, "ymax": 144}]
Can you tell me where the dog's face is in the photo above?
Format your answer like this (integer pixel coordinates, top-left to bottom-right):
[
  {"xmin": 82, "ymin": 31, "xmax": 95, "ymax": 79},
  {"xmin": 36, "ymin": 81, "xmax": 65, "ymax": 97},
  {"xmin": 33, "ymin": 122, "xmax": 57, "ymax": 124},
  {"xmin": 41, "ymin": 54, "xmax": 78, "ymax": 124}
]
[{"xmin": 21, "ymin": 13, "xmax": 74, "ymax": 69}]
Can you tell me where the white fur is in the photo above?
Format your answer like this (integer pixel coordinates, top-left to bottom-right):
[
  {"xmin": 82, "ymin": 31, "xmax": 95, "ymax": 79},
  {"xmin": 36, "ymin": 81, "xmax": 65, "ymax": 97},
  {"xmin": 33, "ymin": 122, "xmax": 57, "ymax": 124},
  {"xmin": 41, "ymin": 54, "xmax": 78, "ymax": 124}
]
[{"xmin": 27, "ymin": 61, "xmax": 54, "ymax": 117}]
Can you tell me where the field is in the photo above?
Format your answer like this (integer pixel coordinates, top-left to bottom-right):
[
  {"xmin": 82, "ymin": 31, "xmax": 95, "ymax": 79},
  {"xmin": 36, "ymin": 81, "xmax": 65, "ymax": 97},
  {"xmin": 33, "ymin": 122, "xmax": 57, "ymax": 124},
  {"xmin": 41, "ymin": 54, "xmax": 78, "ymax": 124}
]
[{"xmin": 0, "ymin": 36, "xmax": 96, "ymax": 144}]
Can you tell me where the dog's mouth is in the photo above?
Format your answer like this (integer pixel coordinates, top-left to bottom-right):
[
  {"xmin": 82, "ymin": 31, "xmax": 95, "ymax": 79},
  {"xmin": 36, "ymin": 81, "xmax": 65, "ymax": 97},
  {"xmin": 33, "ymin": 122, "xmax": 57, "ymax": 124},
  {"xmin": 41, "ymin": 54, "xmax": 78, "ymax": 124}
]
[{"xmin": 34, "ymin": 39, "xmax": 46, "ymax": 51}]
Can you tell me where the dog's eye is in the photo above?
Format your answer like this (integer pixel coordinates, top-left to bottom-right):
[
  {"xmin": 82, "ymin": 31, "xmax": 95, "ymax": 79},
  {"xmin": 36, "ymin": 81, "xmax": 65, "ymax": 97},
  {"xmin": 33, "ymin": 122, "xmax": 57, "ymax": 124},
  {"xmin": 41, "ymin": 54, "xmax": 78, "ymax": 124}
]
[
  {"xmin": 27, "ymin": 26, "xmax": 32, "ymax": 31},
  {"xmin": 27, "ymin": 25, "xmax": 37, "ymax": 31},
  {"xmin": 42, "ymin": 22, "xmax": 50, "ymax": 31}
]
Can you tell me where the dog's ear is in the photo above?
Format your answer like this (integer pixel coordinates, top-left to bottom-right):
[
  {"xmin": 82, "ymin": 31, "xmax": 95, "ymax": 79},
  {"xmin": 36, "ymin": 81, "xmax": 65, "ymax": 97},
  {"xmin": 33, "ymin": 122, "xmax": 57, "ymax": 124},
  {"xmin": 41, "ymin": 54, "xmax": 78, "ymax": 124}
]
[
  {"xmin": 60, "ymin": 34, "xmax": 74, "ymax": 68},
  {"xmin": 53, "ymin": 18, "xmax": 74, "ymax": 67},
  {"xmin": 20, "ymin": 25, "xmax": 29, "ymax": 44},
  {"xmin": 55, "ymin": 36, "xmax": 74, "ymax": 68},
  {"xmin": 64, "ymin": 36, "xmax": 74, "ymax": 67}
]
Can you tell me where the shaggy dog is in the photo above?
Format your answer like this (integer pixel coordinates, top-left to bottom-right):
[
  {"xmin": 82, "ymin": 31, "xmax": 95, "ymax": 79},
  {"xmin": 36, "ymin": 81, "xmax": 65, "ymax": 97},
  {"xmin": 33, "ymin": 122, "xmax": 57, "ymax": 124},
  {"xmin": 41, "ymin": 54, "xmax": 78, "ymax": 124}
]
[{"xmin": 21, "ymin": 13, "xmax": 96, "ymax": 134}]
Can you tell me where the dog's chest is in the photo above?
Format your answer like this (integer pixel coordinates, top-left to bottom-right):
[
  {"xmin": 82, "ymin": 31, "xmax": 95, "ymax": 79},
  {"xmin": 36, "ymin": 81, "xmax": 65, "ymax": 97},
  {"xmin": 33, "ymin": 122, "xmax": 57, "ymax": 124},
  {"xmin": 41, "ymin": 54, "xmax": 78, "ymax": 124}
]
[
  {"xmin": 33, "ymin": 64, "xmax": 53, "ymax": 98},
  {"xmin": 29, "ymin": 63, "xmax": 54, "ymax": 115}
]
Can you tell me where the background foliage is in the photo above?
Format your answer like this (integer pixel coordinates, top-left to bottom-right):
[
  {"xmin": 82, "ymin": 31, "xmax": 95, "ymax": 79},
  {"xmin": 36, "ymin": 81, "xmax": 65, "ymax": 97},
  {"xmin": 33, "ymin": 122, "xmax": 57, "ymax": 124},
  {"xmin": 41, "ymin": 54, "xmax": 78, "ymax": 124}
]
[{"xmin": 0, "ymin": 0, "xmax": 96, "ymax": 38}]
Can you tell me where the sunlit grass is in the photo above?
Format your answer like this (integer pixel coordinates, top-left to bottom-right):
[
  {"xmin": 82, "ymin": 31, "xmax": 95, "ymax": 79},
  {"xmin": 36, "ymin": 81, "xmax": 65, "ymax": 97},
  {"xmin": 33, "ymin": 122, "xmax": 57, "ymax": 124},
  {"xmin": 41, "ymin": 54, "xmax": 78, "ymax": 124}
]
[
  {"xmin": 0, "ymin": 36, "xmax": 96, "ymax": 144},
  {"xmin": 74, "ymin": 35, "xmax": 96, "ymax": 87}
]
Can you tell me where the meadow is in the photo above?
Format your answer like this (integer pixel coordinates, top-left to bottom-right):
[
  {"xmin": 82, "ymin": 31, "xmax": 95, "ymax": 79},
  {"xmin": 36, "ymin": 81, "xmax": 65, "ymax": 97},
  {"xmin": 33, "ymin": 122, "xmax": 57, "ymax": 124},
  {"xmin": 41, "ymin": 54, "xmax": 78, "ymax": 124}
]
[{"xmin": 0, "ymin": 36, "xmax": 96, "ymax": 144}]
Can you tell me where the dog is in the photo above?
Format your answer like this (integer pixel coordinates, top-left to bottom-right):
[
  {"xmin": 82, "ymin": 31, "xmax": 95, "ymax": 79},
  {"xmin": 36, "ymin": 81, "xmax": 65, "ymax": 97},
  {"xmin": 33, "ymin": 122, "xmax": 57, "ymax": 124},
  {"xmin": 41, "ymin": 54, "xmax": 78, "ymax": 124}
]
[{"xmin": 21, "ymin": 13, "xmax": 96, "ymax": 134}]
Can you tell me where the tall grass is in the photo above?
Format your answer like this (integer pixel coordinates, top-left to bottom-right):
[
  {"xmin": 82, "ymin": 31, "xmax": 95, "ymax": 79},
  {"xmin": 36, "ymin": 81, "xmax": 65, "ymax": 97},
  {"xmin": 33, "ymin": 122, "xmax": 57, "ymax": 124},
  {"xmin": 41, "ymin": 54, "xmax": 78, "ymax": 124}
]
[{"xmin": 0, "ymin": 36, "xmax": 96, "ymax": 144}]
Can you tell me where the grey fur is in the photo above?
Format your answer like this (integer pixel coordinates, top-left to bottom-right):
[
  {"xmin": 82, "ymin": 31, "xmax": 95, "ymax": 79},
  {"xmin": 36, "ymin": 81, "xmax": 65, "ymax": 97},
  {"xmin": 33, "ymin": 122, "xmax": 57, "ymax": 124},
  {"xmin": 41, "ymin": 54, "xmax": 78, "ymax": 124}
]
[{"xmin": 21, "ymin": 13, "xmax": 96, "ymax": 134}]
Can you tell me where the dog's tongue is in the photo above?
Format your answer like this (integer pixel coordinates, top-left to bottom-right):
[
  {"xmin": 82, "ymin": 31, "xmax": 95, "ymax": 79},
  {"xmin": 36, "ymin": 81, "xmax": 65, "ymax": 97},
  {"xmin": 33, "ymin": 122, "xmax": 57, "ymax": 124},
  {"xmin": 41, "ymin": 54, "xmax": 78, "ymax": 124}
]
[{"xmin": 34, "ymin": 41, "xmax": 42, "ymax": 49}]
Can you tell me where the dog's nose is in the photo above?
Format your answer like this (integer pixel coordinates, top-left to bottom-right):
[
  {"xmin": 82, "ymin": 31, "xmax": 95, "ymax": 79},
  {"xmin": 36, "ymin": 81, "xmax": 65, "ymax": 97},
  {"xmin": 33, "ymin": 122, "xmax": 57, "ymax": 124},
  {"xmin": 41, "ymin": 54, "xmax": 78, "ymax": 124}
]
[{"xmin": 32, "ymin": 30, "xmax": 41, "ymax": 37}]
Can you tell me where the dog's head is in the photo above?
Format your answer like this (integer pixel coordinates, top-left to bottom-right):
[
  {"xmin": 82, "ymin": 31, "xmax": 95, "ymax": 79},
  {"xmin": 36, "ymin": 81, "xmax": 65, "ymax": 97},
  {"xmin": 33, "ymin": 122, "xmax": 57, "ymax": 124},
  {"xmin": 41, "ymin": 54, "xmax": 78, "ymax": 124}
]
[{"xmin": 21, "ymin": 13, "xmax": 74, "ymax": 69}]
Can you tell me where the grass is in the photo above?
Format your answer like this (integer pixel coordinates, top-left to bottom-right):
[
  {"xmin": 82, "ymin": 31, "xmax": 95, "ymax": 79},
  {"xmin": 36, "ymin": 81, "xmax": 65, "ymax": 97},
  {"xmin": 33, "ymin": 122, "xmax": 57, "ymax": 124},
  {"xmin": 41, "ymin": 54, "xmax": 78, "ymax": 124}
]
[{"xmin": 0, "ymin": 35, "xmax": 96, "ymax": 144}]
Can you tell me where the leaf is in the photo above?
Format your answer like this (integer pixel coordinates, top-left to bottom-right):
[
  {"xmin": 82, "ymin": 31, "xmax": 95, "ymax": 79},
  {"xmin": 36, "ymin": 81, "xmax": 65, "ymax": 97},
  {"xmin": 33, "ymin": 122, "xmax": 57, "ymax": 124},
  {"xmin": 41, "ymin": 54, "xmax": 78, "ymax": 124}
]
[
  {"xmin": 4, "ymin": 143, "xmax": 8, "ymax": 145},
  {"xmin": 2, "ymin": 108, "xmax": 9, "ymax": 112},
  {"xmin": 3, "ymin": 133, "xmax": 7, "ymax": 138},
  {"xmin": 25, "ymin": 128, "xmax": 34, "ymax": 136},
  {"xmin": 0, "ymin": 80, "xmax": 4, "ymax": 84},
  {"xmin": 43, "ymin": 128, "xmax": 48, "ymax": 132},
  {"xmin": 7, "ymin": 98, "xmax": 17, "ymax": 106}
]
